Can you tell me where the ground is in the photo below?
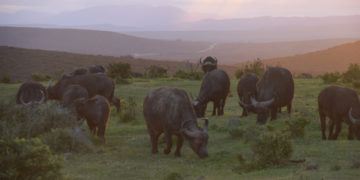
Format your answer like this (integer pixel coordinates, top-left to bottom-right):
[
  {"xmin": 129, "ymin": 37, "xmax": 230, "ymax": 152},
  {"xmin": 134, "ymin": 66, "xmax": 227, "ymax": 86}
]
[{"xmin": 1, "ymin": 78, "xmax": 360, "ymax": 180}]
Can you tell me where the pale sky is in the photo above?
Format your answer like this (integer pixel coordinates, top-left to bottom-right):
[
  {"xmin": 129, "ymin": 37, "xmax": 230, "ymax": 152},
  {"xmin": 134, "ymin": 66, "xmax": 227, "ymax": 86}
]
[{"xmin": 1, "ymin": 0, "xmax": 360, "ymax": 20}]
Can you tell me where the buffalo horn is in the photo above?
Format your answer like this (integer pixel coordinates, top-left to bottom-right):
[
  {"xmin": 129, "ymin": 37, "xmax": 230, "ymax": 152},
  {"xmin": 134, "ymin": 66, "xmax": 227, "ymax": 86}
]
[
  {"xmin": 250, "ymin": 96, "xmax": 274, "ymax": 108},
  {"xmin": 202, "ymin": 118, "xmax": 208, "ymax": 133},
  {"xmin": 47, "ymin": 79, "xmax": 53, "ymax": 88},
  {"xmin": 36, "ymin": 90, "xmax": 45, "ymax": 104},
  {"xmin": 183, "ymin": 128, "xmax": 201, "ymax": 138},
  {"xmin": 348, "ymin": 108, "xmax": 360, "ymax": 124},
  {"xmin": 199, "ymin": 57, "xmax": 203, "ymax": 64},
  {"xmin": 193, "ymin": 100, "xmax": 199, "ymax": 106},
  {"xmin": 19, "ymin": 94, "xmax": 31, "ymax": 106}
]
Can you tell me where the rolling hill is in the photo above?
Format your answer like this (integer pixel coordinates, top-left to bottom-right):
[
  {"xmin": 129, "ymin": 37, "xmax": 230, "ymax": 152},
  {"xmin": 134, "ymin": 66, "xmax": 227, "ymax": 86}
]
[
  {"xmin": 0, "ymin": 26, "xmax": 358, "ymax": 64},
  {"xmin": 236, "ymin": 41, "xmax": 360, "ymax": 75}
]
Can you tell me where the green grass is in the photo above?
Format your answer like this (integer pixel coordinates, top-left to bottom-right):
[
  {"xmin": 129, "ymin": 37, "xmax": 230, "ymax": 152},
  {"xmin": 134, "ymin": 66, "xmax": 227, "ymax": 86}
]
[{"xmin": 1, "ymin": 78, "xmax": 360, "ymax": 180}]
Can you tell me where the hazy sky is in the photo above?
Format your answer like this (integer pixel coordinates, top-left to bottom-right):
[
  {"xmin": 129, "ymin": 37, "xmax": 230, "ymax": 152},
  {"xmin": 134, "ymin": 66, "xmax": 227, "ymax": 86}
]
[{"xmin": 1, "ymin": 0, "xmax": 360, "ymax": 20}]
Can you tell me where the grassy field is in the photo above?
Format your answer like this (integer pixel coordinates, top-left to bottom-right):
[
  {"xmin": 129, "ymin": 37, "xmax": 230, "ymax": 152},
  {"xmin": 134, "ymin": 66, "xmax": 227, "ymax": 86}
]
[{"xmin": 1, "ymin": 78, "xmax": 360, "ymax": 180}]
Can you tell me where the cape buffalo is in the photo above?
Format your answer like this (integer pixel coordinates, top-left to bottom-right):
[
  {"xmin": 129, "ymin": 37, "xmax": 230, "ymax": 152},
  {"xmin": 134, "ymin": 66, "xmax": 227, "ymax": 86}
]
[
  {"xmin": 193, "ymin": 69, "xmax": 230, "ymax": 117},
  {"xmin": 74, "ymin": 95, "xmax": 110, "ymax": 142},
  {"xmin": 250, "ymin": 67, "xmax": 294, "ymax": 124},
  {"xmin": 318, "ymin": 86, "xmax": 360, "ymax": 140},
  {"xmin": 143, "ymin": 87, "xmax": 209, "ymax": 158},
  {"xmin": 237, "ymin": 73, "xmax": 259, "ymax": 117},
  {"xmin": 47, "ymin": 74, "xmax": 120, "ymax": 112},
  {"xmin": 16, "ymin": 81, "xmax": 46, "ymax": 105},
  {"xmin": 61, "ymin": 85, "xmax": 89, "ymax": 109},
  {"xmin": 200, "ymin": 56, "xmax": 217, "ymax": 73},
  {"xmin": 70, "ymin": 65, "xmax": 105, "ymax": 76}
]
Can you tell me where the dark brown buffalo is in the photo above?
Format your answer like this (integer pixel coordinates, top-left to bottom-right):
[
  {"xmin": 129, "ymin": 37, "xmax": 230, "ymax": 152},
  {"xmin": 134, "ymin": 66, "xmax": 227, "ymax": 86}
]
[
  {"xmin": 16, "ymin": 81, "xmax": 46, "ymax": 105},
  {"xmin": 250, "ymin": 67, "xmax": 294, "ymax": 124},
  {"xmin": 74, "ymin": 95, "xmax": 110, "ymax": 142},
  {"xmin": 318, "ymin": 86, "xmax": 360, "ymax": 140},
  {"xmin": 47, "ymin": 74, "xmax": 120, "ymax": 112},
  {"xmin": 237, "ymin": 73, "xmax": 259, "ymax": 117},
  {"xmin": 143, "ymin": 87, "xmax": 209, "ymax": 158},
  {"xmin": 193, "ymin": 69, "xmax": 230, "ymax": 117},
  {"xmin": 61, "ymin": 85, "xmax": 88, "ymax": 108},
  {"xmin": 199, "ymin": 56, "xmax": 217, "ymax": 73}
]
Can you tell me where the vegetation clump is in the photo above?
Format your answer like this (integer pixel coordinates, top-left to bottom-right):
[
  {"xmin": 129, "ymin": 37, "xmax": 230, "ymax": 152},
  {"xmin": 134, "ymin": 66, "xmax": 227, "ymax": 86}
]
[
  {"xmin": 0, "ymin": 74, "xmax": 11, "ymax": 83},
  {"xmin": 146, "ymin": 65, "xmax": 168, "ymax": 78},
  {"xmin": 342, "ymin": 64, "xmax": 360, "ymax": 83},
  {"xmin": 322, "ymin": 72, "xmax": 341, "ymax": 83},
  {"xmin": 284, "ymin": 117, "xmax": 310, "ymax": 138},
  {"xmin": 173, "ymin": 69, "xmax": 204, "ymax": 80},
  {"xmin": 119, "ymin": 97, "xmax": 138, "ymax": 123},
  {"xmin": 235, "ymin": 59, "xmax": 266, "ymax": 79},
  {"xmin": 107, "ymin": 62, "xmax": 132, "ymax": 79},
  {"xmin": 31, "ymin": 72, "xmax": 51, "ymax": 81}
]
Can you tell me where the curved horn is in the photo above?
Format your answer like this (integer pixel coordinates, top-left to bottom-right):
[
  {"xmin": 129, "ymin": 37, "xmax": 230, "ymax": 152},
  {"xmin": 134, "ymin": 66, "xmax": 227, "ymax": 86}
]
[
  {"xmin": 47, "ymin": 80, "xmax": 53, "ymax": 88},
  {"xmin": 183, "ymin": 128, "xmax": 201, "ymax": 138},
  {"xmin": 251, "ymin": 96, "xmax": 274, "ymax": 108},
  {"xmin": 199, "ymin": 57, "xmax": 203, "ymax": 64},
  {"xmin": 202, "ymin": 118, "xmax": 208, "ymax": 133},
  {"xmin": 193, "ymin": 100, "xmax": 199, "ymax": 106},
  {"xmin": 349, "ymin": 108, "xmax": 360, "ymax": 124},
  {"xmin": 20, "ymin": 94, "xmax": 31, "ymax": 106},
  {"xmin": 36, "ymin": 90, "xmax": 45, "ymax": 104},
  {"xmin": 238, "ymin": 99, "xmax": 250, "ymax": 108}
]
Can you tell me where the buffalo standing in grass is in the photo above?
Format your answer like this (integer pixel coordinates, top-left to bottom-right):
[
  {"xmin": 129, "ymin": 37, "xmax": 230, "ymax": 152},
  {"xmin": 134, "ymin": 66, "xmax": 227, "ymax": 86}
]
[
  {"xmin": 318, "ymin": 86, "xmax": 360, "ymax": 140},
  {"xmin": 61, "ymin": 85, "xmax": 88, "ymax": 109},
  {"xmin": 237, "ymin": 73, "xmax": 259, "ymax": 117},
  {"xmin": 143, "ymin": 87, "xmax": 209, "ymax": 158},
  {"xmin": 16, "ymin": 81, "xmax": 47, "ymax": 105},
  {"xmin": 250, "ymin": 67, "xmax": 294, "ymax": 124},
  {"xmin": 74, "ymin": 95, "xmax": 110, "ymax": 142},
  {"xmin": 200, "ymin": 56, "xmax": 217, "ymax": 73},
  {"xmin": 193, "ymin": 69, "xmax": 230, "ymax": 117},
  {"xmin": 47, "ymin": 74, "xmax": 120, "ymax": 112}
]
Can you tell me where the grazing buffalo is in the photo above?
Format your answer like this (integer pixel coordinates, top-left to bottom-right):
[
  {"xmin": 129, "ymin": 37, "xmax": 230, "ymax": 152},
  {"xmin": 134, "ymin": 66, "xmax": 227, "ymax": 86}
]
[
  {"xmin": 47, "ymin": 74, "xmax": 120, "ymax": 112},
  {"xmin": 250, "ymin": 67, "xmax": 294, "ymax": 124},
  {"xmin": 200, "ymin": 56, "xmax": 217, "ymax": 73},
  {"xmin": 61, "ymin": 85, "xmax": 88, "ymax": 109},
  {"xmin": 143, "ymin": 87, "xmax": 209, "ymax": 158},
  {"xmin": 318, "ymin": 86, "xmax": 360, "ymax": 140},
  {"xmin": 70, "ymin": 65, "xmax": 106, "ymax": 76},
  {"xmin": 237, "ymin": 73, "xmax": 259, "ymax": 117},
  {"xmin": 16, "ymin": 81, "xmax": 47, "ymax": 105},
  {"xmin": 74, "ymin": 95, "xmax": 110, "ymax": 142},
  {"xmin": 193, "ymin": 69, "xmax": 230, "ymax": 117}
]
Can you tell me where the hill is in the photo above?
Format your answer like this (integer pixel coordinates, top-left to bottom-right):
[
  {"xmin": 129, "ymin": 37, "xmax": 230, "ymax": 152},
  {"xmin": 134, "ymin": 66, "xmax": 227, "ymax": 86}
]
[
  {"xmin": 0, "ymin": 46, "xmax": 237, "ymax": 81},
  {"xmin": 235, "ymin": 41, "xmax": 360, "ymax": 75},
  {"xmin": 0, "ymin": 26, "xmax": 358, "ymax": 64}
]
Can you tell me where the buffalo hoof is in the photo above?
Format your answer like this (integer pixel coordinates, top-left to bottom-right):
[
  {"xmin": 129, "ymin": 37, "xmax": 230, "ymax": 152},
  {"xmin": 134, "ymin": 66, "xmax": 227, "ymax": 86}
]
[
  {"xmin": 164, "ymin": 148, "xmax": 171, "ymax": 155},
  {"xmin": 152, "ymin": 150, "xmax": 159, "ymax": 154}
]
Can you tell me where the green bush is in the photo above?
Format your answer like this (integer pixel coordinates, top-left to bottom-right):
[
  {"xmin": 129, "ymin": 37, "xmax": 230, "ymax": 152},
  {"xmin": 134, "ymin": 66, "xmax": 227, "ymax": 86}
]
[
  {"xmin": 342, "ymin": 64, "xmax": 360, "ymax": 83},
  {"xmin": 31, "ymin": 72, "xmax": 51, "ymax": 81},
  {"xmin": 119, "ymin": 97, "xmax": 138, "ymax": 123},
  {"xmin": 0, "ymin": 138, "xmax": 64, "ymax": 180},
  {"xmin": 40, "ymin": 127, "xmax": 94, "ymax": 153},
  {"xmin": 284, "ymin": 117, "xmax": 310, "ymax": 138},
  {"xmin": 107, "ymin": 62, "xmax": 131, "ymax": 79},
  {"xmin": 146, "ymin": 65, "xmax": 168, "ymax": 78},
  {"xmin": 173, "ymin": 69, "xmax": 204, "ymax": 80},
  {"xmin": 0, "ymin": 74, "xmax": 11, "ymax": 83},
  {"xmin": 322, "ymin": 72, "xmax": 341, "ymax": 83},
  {"xmin": 0, "ymin": 101, "xmax": 77, "ymax": 138},
  {"xmin": 235, "ymin": 59, "xmax": 265, "ymax": 79},
  {"xmin": 353, "ymin": 81, "xmax": 360, "ymax": 89}
]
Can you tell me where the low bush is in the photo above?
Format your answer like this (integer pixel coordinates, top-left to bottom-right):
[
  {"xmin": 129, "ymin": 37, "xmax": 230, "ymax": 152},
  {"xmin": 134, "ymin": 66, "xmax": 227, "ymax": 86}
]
[
  {"xmin": 0, "ymin": 74, "xmax": 11, "ymax": 83},
  {"xmin": 119, "ymin": 97, "xmax": 138, "ymax": 123},
  {"xmin": 107, "ymin": 62, "xmax": 131, "ymax": 79},
  {"xmin": 353, "ymin": 81, "xmax": 360, "ymax": 89},
  {"xmin": 235, "ymin": 59, "xmax": 266, "ymax": 79},
  {"xmin": 173, "ymin": 69, "xmax": 204, "ymax": 80},
  {"xmin": 146, "ymin": 65, "xmax": 168, "ymax": 78},
  {"xmin": 284, "ymin": 117, "xmax": 310, "ymax": 138},
  {"xmin": 0, "ymin": 137, "xmax": 64, "ymax": 180},
  {"xmin": 31, "ymin": 72, "xmax": 51, "ymax": 81},
  {"xmin": 342, "ymin": 64, "xmax": 360, "ymax": 83},
  {"xmin": 322, "ymin": 72, "xmax": 341, "ymax": 83}
]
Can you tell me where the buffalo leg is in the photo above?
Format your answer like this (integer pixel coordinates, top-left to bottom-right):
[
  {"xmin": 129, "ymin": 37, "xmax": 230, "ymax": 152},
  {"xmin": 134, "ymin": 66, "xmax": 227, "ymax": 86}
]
[
  {"xmin": 220, "ymin": 98, "xmax": 226, "ymax": 115},
  {"xmin": 287, "ymin": 103, "xmax": 292, "ymax": 114},
  {"xmin": 87, "ymin": 121, "xmax": 97, "ymax": 135},
  {"xmin": 270, "ymin": 107, "xmax": 277, "ymax": 120},
  {"xmin": 332, "ymin": 121, "xmax": 342, "ymax": 140},
  {"xmin": 241, "ymin": 107, "xmax": 248, "ymax": 117},
  {"xmin": 319, "ymin": 110, "xmax": 327, "ymax": 140},
  {"xmin": 174, "ymin": 135, "xmax": 184, "ymax": 157},
  {"xmin": 278, "ymin": 107, "xmax": 281, "ymax": 113},
  {"xmin": 328, "ymin": 120, "xmax": 335, "ymax": 140},
  {"xmin": 163, "ymin": 131, "xmax": 173, "ymax": 155},
  {"xmin": 150, "ymin": 131, "xmax": 161, "ymax": 154},
  {"xmin": 212, "ymin": 101, "xmax": 219, "ymax": 116},
  {"xmin": 97, "ymin": 124, "xmax": 106, "ymax": 143},
  {"xmin": 348, "ymin": 125, "xmax": 354, "ymax": 140}
]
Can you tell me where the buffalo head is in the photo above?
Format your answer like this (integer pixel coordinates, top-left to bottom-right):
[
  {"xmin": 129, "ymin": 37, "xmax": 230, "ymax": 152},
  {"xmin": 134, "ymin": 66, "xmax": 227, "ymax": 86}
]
[
  {"xmin": 183, "ymin": 118, "xmax": 209, "ymax": 158},
  {"xmin": 250, "ymin": 96, "xmax": 275, "ymax": 124}
]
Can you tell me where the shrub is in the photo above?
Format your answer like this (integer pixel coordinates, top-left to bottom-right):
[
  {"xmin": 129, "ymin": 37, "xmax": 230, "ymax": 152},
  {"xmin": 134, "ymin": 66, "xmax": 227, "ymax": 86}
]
[
  {"xmin": 31, "ymin": 72, "xmax": 51, "ymax": 81},
  {"xmin": 0, "ymin": 74, "xmax": 11, "ymax": 83},
  {"xmin": 352, "ymin": 81, "xmax": 360, "ymax": 89},
  {"xmin": 146, "ymin": 65, "xmax": 168, "ymax": 78},
  {"xmin": 173, "ymin": 69, "xmax": 204, "ymax": 80},
  {"xmin": 0, "ymin": 138, "xmax": 64, "ymax": 180},
  {"xmin": 342, "ymin": 64, "xmax": 360, "ymax": 83},
  {"xmin": 119, "ymin": 97, "xmax": 138, "ymax": 123},
  {"xmin": 229, "ymin": 127, "xmax": 245, "ymax": 138},
  {"xmin": 40, "ymin": 127, "xmax": 94, "ymax": 153},
  {"xmin": 107, "ymin": 62, "xmax": 131, "ymax": 79},
  {"xmin": 284, "ymin": 117, "xmax": 310, "ymax": 138},
  {"xmin": 235, "ymin": 59, "xmax": 266, "ymax": 79},
  {"xmin": 322, "ymin": 72, "xmax": 341, "ymax": 83},
  {"xmin": 0, "ymin": 101, "xmax": 77, "ymax": 138}
]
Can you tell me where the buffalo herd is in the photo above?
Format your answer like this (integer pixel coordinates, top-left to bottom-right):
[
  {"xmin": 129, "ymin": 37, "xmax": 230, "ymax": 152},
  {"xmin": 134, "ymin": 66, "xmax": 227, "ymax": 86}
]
[{"xmin": 15, "ymin": 61, "xmax": 360, "ymax": 158}]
